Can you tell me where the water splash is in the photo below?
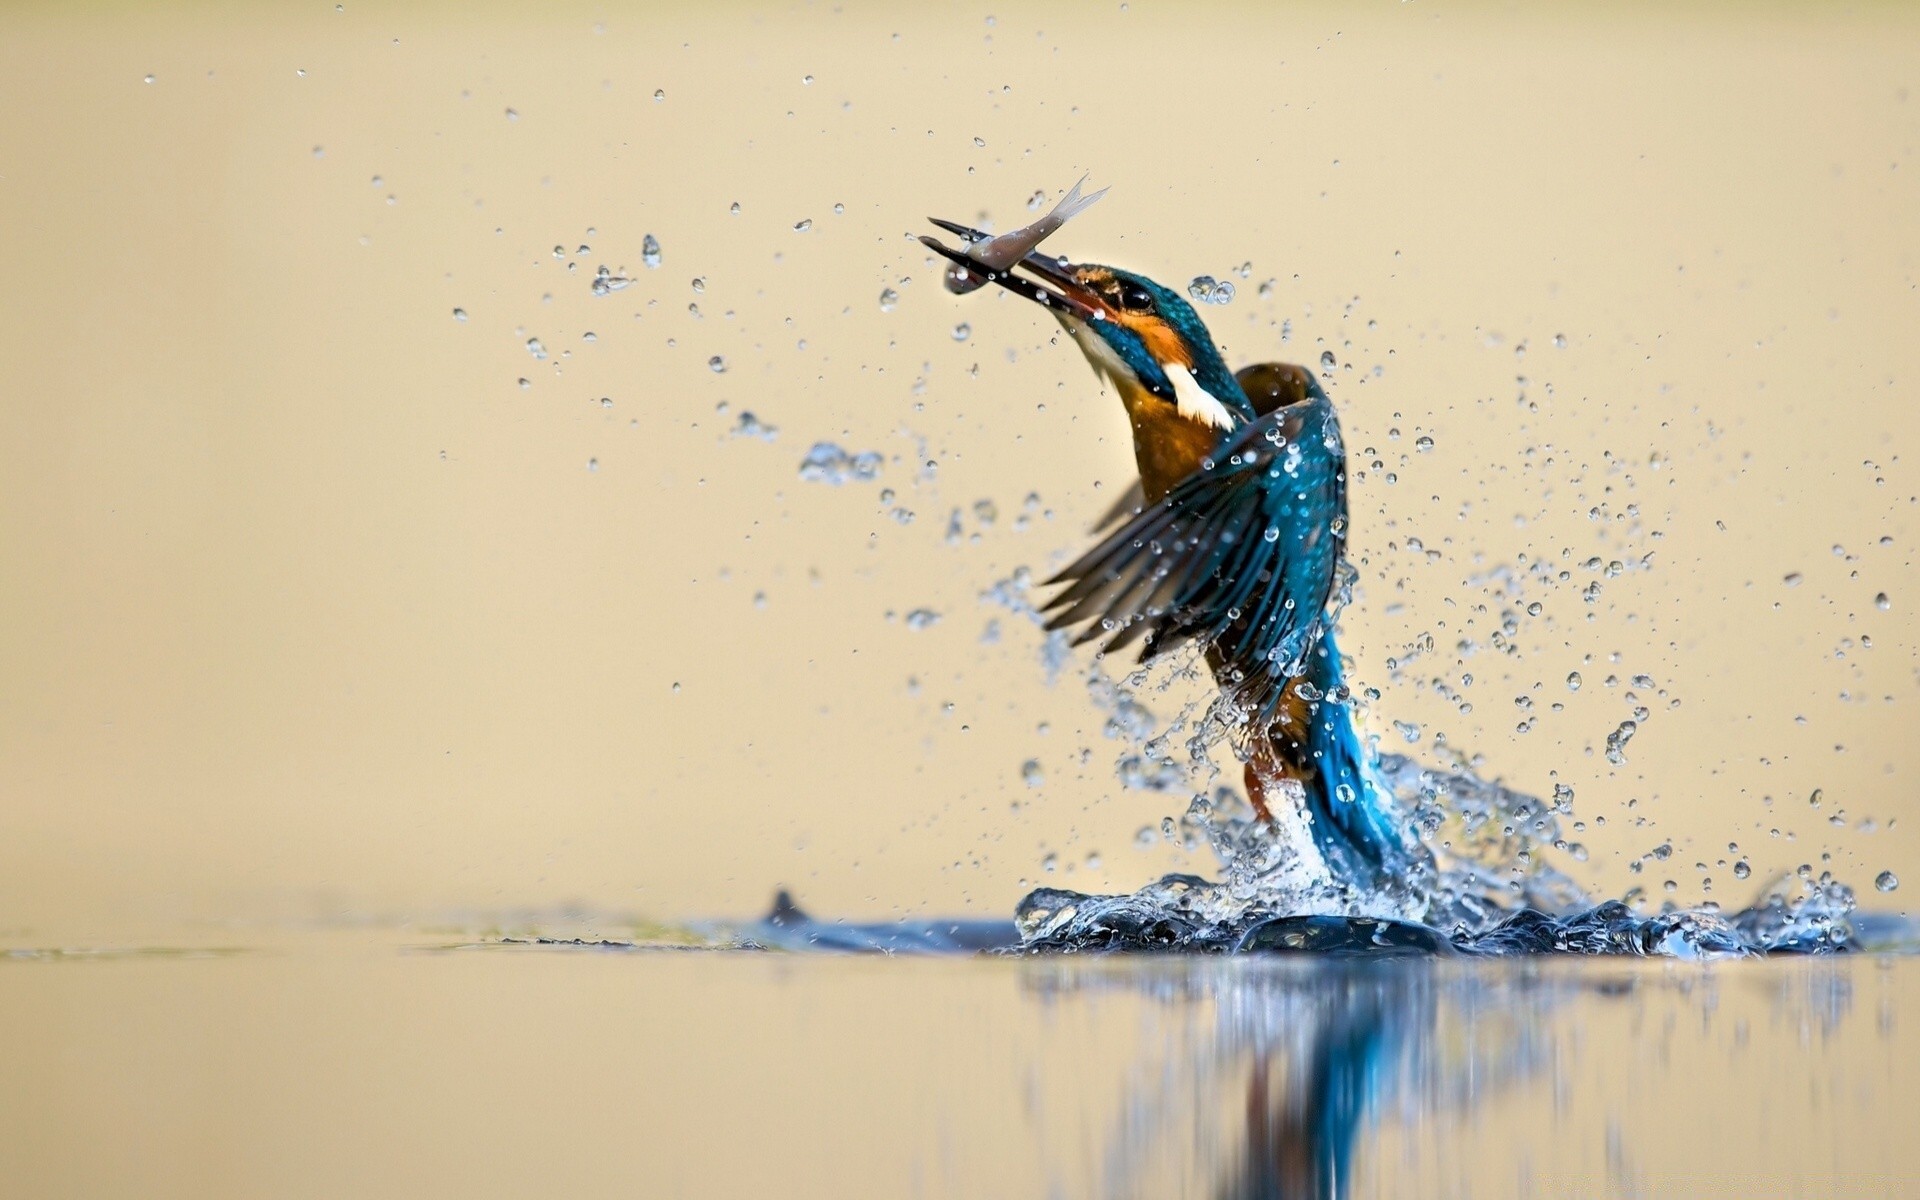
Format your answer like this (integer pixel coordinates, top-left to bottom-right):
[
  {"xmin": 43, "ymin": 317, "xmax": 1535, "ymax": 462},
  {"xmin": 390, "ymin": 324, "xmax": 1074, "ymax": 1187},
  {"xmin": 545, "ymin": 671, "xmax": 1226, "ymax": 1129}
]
[
  {"xmin": 1186, "ymin": 276, "xmax": 1236, "ymax": 305},
  {"xmin": 1000, "ymin": 654, "xmax": 1871, "ymax": 958},
  {"xmin": 591, "ymin": 265, "xmax": 633, "ymax": 295},
  {"xmin": 728, "ymin": 410, "xmax": 778, "ymax": 442},
  {"xmin": 1011, "ymin": 750, "xmax": 1870, "ymax": 959},
  {"xmin": 797, "ymin": 442, "xmax": 882, "ymax": 485}
]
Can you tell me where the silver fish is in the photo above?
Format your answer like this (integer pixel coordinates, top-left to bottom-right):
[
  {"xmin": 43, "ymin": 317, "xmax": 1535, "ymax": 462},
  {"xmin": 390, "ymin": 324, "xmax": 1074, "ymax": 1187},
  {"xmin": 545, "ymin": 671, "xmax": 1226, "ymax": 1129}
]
[{"xmin": 943, "ymin": 175, "xmax": 1108, "ymax": 294}]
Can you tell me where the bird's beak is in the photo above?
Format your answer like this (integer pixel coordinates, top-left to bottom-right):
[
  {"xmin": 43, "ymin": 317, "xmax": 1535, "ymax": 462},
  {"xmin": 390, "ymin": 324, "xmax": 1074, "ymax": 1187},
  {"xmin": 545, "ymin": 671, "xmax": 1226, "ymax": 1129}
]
[{"xmin": 919, "ymin": 218, "xmax": 1102, "ymax": 322}]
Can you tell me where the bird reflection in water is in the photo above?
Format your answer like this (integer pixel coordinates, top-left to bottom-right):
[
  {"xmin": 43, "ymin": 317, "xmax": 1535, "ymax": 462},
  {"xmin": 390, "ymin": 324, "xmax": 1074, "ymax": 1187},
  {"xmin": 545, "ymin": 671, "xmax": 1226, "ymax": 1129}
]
[{"xmin": 1016, "ymin": 960, "xmax": 1855, "ymax": 1200}]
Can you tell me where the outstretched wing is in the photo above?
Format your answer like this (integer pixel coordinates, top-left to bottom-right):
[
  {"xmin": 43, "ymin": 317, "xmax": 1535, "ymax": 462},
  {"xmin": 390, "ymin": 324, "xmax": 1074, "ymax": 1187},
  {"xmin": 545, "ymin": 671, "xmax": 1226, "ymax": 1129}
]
[{"xmin": 1042, "ymin": 384, "xmax": 1348, "ymax": 725}]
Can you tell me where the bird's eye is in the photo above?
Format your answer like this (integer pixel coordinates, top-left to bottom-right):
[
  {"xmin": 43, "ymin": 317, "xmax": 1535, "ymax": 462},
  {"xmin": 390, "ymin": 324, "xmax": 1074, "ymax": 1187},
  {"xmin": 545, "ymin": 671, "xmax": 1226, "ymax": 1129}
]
[{"xmin": 1118, "ymin": 283, "xmax": 1155, "ymax": 312}]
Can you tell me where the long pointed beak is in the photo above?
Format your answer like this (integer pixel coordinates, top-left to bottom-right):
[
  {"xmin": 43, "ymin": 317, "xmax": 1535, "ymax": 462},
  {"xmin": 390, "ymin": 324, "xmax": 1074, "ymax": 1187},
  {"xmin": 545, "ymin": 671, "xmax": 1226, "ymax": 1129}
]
[{"xmin": 919, "ymin": 219, "xmax": 1102, "ymax": 322}]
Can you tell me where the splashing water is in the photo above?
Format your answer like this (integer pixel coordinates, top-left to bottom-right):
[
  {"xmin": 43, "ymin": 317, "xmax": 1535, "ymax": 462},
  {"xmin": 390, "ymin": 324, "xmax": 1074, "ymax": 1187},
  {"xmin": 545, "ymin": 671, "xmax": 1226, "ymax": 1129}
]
[
  {"xmin": 996, "ymin": 633, "xmax": 1874, "ymax": 960},
  {"xmin": 1186, "ymin": 275, "xmax": 1236, "ymax": 305},
  {"xmin": 1013, "ymin": 758, "xmax": 1867, "ymax": 958},
  {"xmin": 590, "ymin": 265, "xmax": 633, "ymax": 295},
  {"xmin": 728, "ymin": 411, "xmax": 778, "ymax": 442},
  {"xmin": 797, "ymin": 442, "xmax": 882, "ymax": 485}
]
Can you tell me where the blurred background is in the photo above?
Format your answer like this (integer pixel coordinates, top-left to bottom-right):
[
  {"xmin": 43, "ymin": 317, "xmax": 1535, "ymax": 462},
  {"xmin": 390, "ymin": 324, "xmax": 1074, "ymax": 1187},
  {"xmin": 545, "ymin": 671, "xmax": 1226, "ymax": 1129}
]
[{"xmin": 1, "ymin": 0, "xmax": 1915, "ymax": 939}]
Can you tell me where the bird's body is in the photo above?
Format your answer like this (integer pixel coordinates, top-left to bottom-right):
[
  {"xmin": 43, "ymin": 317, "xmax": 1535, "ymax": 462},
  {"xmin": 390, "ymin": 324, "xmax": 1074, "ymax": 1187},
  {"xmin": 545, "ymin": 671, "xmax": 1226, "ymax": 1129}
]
[{"xmin": 921, "ymin": 215, "xmax": 1425, "ymax": 898}]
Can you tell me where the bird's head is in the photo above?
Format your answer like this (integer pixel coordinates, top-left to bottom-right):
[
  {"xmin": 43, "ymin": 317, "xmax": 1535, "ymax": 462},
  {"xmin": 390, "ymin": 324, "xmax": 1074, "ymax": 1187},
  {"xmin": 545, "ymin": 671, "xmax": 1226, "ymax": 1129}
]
[{"xmin": 923, "ymin": 222, "xmax": 1255, "ymax": 433}]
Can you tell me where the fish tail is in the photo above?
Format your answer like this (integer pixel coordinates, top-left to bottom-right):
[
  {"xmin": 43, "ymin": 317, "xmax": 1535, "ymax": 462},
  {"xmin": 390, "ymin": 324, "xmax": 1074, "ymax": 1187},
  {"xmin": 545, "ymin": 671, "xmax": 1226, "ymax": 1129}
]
[{"xmin": 1050, "ymin": 173, "xmax": 1108, "ymax": 223}]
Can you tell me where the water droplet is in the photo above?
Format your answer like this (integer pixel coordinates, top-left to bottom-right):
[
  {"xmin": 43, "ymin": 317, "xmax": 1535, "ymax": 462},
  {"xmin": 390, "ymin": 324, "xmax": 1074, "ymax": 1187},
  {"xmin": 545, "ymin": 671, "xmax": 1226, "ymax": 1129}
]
[
  {"xmin": 1393, "ymin": 720, "xmax": 1422, "ymax": 744},
  {"xmin": 452, "ymin": 308, "xmax": 467, "ymax": 322},
  {"xmin": 1187, "ymin": 276, "xmax": 1232, "ymax": 304},
  {"xmin": 1733, "ymin": 859, "xmax": 1751, "ymax": 880},
  {"xmin": 525, "ymin": 337, "xmax": 548, "ymax": 360},
  {"xmin": 904, "ymin": 608, "xmax": 941, "ymax": 630},
  {"xmin": 730, "ymin": 411, "xmax": 778, "ymax": 442},
  {"xmin": 1041, "ymin": 852, "xmax": 1058, "ymax": 873},
  {"xmin": 707, "ymin": 355, "xmax": 726, "ymax": 373},
  {"xmin": 1604, "ymin": 719, "xmax": 1638, "ymax": 766},
  {"xmin": 802, "ymin": 74, "xmax": 814, "ymax": 85},
  {"xmin": 1875, "ymin": 592, "xmax": 1891, "ymax": 610},
  {"xmin": 1566, "ymin": 671, "xmax": 1582, "ymax": 691},
  {"xmin": 729, "ymin": 202, "xmax": 741, "ymax": 216},
  {"xmin": 878, "ymin": 287, "xmax": 899, "ymax": 312},
  {"xmin": 951, "ymin": 322, "xmax": 971, "ymax": 342},
  {"xmin": 797, "ymin": 442, "xmax": 884, "ymax": 485},
  {"xmin": 143, "ymin": 73, "xmax": 155, "ymax": 84},
  {"xmin": 641, "ymin": 234, "xmax": 661, "ymax": 269},
  {"xmin": 1877, "ymin": 870, "xmax": 1899, "ymax": 892},
  {"xmin": 1319, "ymin": 350, "xmax": 1337, "ymax": 369},
  {"xmin": 504, "ymin": 107, "xmax": 517, "ymax": 121},
  {"xmin": 652, "ymin": 88, "xmax": 665, "ymax": 102},
  {"xmin": 1414, "ymin": 436, "xmax": 1434, "ymax": 452},
  {"xmin": 1021, "ymin": 760, "xmax": 1044, "ymax": 788},
  {"xmin": 1553, "ymin": 333, "xmax": 1567, "ymax": 348},
  {"xmin": 586, "ymin": 457, "xmax": 599, "ymax": 472},
  {"xmin": 590, "ymin": 266, "xmax": 632, "ymax": 295},
  {"xmin": 1783, "ymin": 572, "xmax": 1803, "ymax": 587},
  {"xmin": 793, "ymin": 218, "xmax": 812, "ymax": 232},
  {"xmin": 691, "ymin": 277, "xmax": 706, "ymax": 293}
]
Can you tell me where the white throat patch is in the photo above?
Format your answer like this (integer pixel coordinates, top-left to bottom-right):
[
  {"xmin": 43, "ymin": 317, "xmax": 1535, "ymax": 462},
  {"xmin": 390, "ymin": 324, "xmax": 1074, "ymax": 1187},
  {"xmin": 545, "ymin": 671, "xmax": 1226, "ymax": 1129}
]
[
  {"xmin": 1162, "ymin": 361, "xmax": 1240, "ymax": 432},
  {"xmin": 1066, "ymin": 322, "xmax": 1240, "ymax": 433},
  {"xmin": 1068, "ymin": 321, "xmax": 1132, "ymax": 391}
]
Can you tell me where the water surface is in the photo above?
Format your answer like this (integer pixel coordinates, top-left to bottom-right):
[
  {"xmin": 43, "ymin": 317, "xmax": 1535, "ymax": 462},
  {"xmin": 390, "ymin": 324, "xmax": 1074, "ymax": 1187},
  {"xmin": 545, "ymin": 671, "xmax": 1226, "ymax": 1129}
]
[{"xmin": 2, "ymin": 930, "xmax": 1913, "ymax": 1198}]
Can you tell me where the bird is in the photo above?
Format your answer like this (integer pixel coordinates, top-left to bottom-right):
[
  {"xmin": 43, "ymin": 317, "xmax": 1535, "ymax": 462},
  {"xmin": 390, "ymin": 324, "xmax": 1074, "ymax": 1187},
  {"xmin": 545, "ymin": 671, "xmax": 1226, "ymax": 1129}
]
[{"xmin": 921, "ymin": 218, "xmax": 1424, "ymax": 895}]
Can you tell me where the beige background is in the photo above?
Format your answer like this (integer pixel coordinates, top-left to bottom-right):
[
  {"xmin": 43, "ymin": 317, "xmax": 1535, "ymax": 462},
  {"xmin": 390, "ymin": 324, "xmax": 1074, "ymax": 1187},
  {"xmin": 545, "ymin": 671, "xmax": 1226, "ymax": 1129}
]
[{"xmin": 1, "ymin": 1, "xmax": 1916, "ymax": 938}]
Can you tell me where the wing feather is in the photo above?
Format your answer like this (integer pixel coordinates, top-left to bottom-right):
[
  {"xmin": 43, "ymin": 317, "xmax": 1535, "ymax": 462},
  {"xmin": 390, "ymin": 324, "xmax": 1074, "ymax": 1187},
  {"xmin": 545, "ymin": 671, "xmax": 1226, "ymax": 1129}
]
[{"xmin": 1042, "ymin": 384, "xmax": 1348, "ymax": 726}]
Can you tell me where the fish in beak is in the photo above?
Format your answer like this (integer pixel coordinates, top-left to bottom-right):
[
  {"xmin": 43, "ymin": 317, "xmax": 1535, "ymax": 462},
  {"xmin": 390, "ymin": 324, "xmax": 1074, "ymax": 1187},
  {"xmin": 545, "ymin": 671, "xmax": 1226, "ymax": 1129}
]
[
  {"xmin": 918, "ymin": 177, "xmax": 1108, "ymax": 322},
  {"xmin": 936, "ymin": 174, "xmax": 1106, "ymax": 293}
]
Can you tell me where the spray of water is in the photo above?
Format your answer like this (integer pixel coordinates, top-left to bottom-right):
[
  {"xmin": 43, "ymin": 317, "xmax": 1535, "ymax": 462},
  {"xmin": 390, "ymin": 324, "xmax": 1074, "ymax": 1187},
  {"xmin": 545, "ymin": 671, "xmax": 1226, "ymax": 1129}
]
[{"xmin": 1006, "ymin": 640, "xmax": 1862, "ymax": 959}]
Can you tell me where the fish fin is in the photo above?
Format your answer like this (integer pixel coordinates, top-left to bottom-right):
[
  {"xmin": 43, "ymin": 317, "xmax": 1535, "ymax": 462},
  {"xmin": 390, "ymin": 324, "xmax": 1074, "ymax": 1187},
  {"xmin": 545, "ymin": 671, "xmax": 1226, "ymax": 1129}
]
[{"xmin": 1049, "ymin": 174, "xmax": 1107, "ymax": 223}]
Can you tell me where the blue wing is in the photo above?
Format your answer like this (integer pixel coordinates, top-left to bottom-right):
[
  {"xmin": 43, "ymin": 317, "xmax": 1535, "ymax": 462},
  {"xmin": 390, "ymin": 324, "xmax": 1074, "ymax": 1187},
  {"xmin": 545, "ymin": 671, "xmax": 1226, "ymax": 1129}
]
[{"xmin": 1042, "ymin": 389, "xmax": 1347, "ymax": 727}]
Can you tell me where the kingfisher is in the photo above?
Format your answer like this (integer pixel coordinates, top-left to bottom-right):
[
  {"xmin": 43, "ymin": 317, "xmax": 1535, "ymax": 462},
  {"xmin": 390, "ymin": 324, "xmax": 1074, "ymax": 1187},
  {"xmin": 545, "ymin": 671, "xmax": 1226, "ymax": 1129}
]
[{"xmin": 921, "ymin": 214, "xmax": 1424, "ymax": 897}]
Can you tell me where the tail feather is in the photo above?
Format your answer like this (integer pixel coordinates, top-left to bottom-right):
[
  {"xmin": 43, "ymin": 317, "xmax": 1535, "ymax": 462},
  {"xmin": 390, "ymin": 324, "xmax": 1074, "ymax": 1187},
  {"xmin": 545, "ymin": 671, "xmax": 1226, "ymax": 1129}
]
[{"xmin": 1284, "ymin": 631, "xmax": 1418, "ymax": 886}]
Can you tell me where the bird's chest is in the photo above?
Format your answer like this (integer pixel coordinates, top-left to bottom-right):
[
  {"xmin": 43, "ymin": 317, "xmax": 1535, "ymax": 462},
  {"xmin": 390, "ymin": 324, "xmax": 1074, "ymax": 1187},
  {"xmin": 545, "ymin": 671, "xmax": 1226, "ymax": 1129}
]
[{"xmin": 1123, "ymin": 396, "xmax": 1223, "ymax": 503}]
